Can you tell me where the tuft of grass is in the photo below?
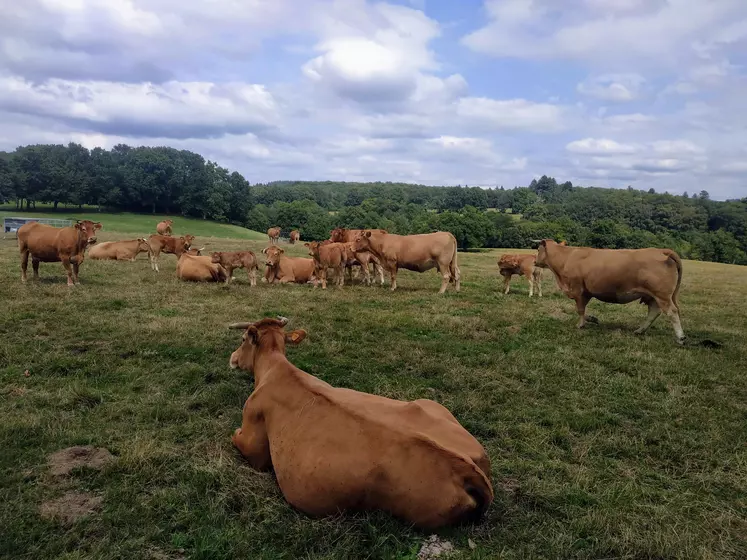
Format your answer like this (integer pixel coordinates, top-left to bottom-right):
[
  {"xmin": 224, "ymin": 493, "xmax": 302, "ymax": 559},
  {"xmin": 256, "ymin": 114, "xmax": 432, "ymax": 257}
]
[{"xmin": 0, "ymin": 234, "xmax": 746, "ymax": 559}]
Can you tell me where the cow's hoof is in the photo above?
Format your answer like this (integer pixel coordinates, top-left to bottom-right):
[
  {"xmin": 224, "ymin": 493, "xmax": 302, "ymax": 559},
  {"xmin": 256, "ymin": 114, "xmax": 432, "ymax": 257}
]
[
  {"xmin": 586, "ymin": 316, "xmax": 599, "ymax": 324},
  {"xmin": 676, "ymin": 336, "xmax": 687, "ymax": 346},
  {"xmin": 634, "ymin": 328, "xmax": 645, "ymax": 335}
]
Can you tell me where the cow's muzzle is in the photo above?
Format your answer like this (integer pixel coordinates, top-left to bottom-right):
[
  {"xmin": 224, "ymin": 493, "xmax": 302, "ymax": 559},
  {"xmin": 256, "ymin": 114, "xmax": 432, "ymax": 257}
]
[{"xmin": 88, "ymin": 237, "xmax": 97, "ymax": 244}]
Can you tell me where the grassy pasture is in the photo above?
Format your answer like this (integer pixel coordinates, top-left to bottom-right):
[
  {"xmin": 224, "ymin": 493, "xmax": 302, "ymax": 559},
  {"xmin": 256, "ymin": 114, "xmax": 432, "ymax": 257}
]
[
  {"xmin": 0, "ymin": 209, "xmax": 265, "ymax": 240},
  {"xmin": 0, "ymin": 225, "xmax": 746, "ymax": 559}
]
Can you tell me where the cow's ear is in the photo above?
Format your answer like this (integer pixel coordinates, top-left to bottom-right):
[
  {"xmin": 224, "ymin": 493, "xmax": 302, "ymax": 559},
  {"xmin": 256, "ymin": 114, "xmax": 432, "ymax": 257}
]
[
  {"xmin": 246, "ymin": 326, "xmax": 259, "ymax": 345},
  {"xmin": 74, "ymin": 223, "xmax": 81, "ymax": 230},
  {"xmin": 304, "ymin": 242, "xmax": 309, "ymax": 247},
  {"xmin": 94, "ymin": 222, "xmax": 102, "ymax": 230},
  {"xmin": 540, "ymin": 240, "xmax": 547, "ymax": 246},
  {"xmin": 365, "ymin": 231, "xmax": 372, "ymax": 238},
  {"xmin": 279, "ymin": 248, "xmax": 285, "ymax": 254},
  {"xmin": 285, "ymin": 329, "xmax": 307, "ymax": 345}
]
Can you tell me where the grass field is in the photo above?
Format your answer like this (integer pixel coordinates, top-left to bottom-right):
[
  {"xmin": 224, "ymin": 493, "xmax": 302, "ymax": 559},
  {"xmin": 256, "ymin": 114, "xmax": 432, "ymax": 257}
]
[
  {"xmin": 0, "ymin": 209, "xmax": 265, "ymax": 240},
  {"xmin": 0, "ymin": 225, "xmax": 746, "ymax": 559}
]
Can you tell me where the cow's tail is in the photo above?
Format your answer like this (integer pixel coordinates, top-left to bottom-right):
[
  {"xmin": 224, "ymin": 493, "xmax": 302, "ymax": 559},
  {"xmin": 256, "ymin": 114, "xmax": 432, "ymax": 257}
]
[
  {"xmin": 461, "ymin": 467, "xmax": 493, "ymax": 525},
  {"xmin": 449, "ymin": 234, "xmax": 460, "ymax": 286},
  {"xmin": 663, "ymin": 249, "xmax": 683, "ymax": 310}
]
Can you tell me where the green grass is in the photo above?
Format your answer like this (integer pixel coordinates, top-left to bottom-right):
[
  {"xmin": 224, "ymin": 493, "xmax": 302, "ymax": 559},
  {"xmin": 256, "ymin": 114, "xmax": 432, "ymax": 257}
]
[
  {"xmin": 0, "ymin": 209, "xmax": 265, "ymax": 240},
  {"xmin": 0, "ymin": 234, "xmax": 745, "ymax": 559}
]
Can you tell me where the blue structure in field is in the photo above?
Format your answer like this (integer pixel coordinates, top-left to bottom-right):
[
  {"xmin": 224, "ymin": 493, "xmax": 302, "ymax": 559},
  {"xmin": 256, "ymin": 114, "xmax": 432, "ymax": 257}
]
[{"xmin": 3, "ymin": 217, "xmax": 73, "ymax": 238}]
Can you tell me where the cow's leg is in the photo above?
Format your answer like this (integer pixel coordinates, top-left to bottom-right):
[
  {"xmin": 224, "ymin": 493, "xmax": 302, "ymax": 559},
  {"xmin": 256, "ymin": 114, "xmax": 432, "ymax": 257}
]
[
  {"xmin": 375, "ymin": 262, "xmax": 385, "ymax": 286},
  {"xmin": 224, "ymin": 265, "xmax": 234, "ymax": 285},
  {"xmin": 574, "ymin": 295, "xmax": 595, "ymax": 328},
  {"xmin": 321, "ymin": 267, "xmax": 328, "ymax": 290},
  {"xmin": 150, "ymin": 249, "xmax": 160, "ymax": 272},
  {"xmin": 501, "ymin": 274, "xmax": 511, "ymax": 295},
  {"xmin": 248, "ymin": 268, "xmax": 257, "ymax": 287},
  {"xmin": 71, "ymin": 257, "xmax": 81, "ymax": 284},
  {"xmin": 337, "ymin": 265, "xmax": 344, "ymax": 287},
  {"xmin": 536, "ymin": 270, "xmax": 543, "ymax": 298},
  {"xmin": 656, "ymin": 297, "xmax": 686, "ymax": 344},
  {"xmin": 61, "ymin": 257, "xmax": 75, "ymax": 287},
  {"xmin": 438, "ymin": 264, "xmax": 450, "ymax": 294},
  {"xmin": 389, "ymin": 266, "xmax": 398, "ymax": 291},
  {"xmin": 635, "ymin": 299, "xmax": 661, "ymax": 335},
  {"xmin": 232, "ymin": 404, "xmax": 272, "ymax": 471},
  {"xmin": 20, "ymin": 248, "xmax": 30, "ymax": 282},
  {"xmin": 528, "ymin": 274, "xmax": 535, "ymax": 297}
]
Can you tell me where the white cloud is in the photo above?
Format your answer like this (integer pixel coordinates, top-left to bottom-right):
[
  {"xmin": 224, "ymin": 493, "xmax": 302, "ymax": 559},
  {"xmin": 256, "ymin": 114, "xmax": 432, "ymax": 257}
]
[
  {"xmin": 457, "ymin": 97, "xmax": 568, "ymax": 132},
  {"xmin": 577, "ymin": 74, "xmax": 645, "ymax": 102},
  {"xmin": 567, "ymin": 138, "xmax": 640, "ymax": 155},
  {"xmin": 0, "ymin": 76, "xmax": 278, "ymax": 138}
]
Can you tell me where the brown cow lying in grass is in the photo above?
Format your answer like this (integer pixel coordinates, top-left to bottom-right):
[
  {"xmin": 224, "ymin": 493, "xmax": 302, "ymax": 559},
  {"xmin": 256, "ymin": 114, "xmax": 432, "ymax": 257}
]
[
  {"xmin": 88, "ymin": 238, "xmax": 151, "ymax": 261},
  {"xmin": 228, "ymin": 317, "xmax": 493, "ymax": 529},
  {"xmin": 497, "ymin": 253, "xmax": 543, "ymax": 297},
  {"xmin": 176, "ymin": 253, "xmax": 227, "ymax": 282},
  {"xmin": 535, "ymin": 239, "xmax": 686, "ymax": 344},
  {"xmin": 18, "ymin": 219, "xmax": 101, "ymax": 286},
  {"xmin": 210, "ymin": 251, "xmax": 259, "ymax": 286},
  {"xmin": 262, "ymin": 246, "xmax": 316, "ymax": 284},
  {"xmin": 148, "ymin": 234, "xmax": 195, "ymax": 271},
  {"xmin": 305, "ymin": 241, "xmax": 347, "ymax": 289}
]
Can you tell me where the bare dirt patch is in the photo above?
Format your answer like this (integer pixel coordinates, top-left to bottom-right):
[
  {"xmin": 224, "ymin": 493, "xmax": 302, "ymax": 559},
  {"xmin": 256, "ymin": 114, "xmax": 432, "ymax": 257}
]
[
  {"xmin": 48, "ymin": 446, "xmax": 114, "ymax": 476},
  {"xmin": 39, "ymin": 491, "xmax": 103, "ymax": 525},
  {"xmin": 417, "ymin": 535, "xmax": 455, "ymax": 559}
]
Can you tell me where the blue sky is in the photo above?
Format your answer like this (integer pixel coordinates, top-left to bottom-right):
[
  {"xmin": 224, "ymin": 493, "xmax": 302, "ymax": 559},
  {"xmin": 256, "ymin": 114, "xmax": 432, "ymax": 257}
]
[{"xmin": 1, "ymin": 0, "xmax": 746, "ymax": 200}]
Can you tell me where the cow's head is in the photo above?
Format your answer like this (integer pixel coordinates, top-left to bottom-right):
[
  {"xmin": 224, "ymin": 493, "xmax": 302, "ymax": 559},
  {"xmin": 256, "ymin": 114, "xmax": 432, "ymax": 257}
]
[
  {"xmin": 187, "ymin": 247, "xmax": 204, "ymax": 256},
  {"xmin": 262, "ymin": 246, "xmax": 283, "ymax": 267},
  {"xmin": 210, "ymin": 251, "xmax": 223, "ymax": 264},
  {"xmin": 534, "ymin": 239, "xmax": 556, "ymax": 267},
  {"xmin": 352, "ymin": 230, "xmax": 373, "ymax": 252},
  {"xmin": 75, "ymin": 220, "xmax": 102, "ymax": 244},
  {"xmin": 137, "ymin": 238, "xmax": 151, "ymax": 253},
  {"xmin": 183, "ymin": 234, "xmax": 196, "ymax": 249},
  {"xmin": 304, "ymin": 241, "xmax": 321, "ymax": 258},
  {"xmin": 166, "ymin": 219, "xmax": 173, "ymax": 225},
  {"xmin": 228, "ymin": 317, "xmax": 307, "ymax": 373},
  {"xmin": 330, "ymin": 228, "xmax": 345, "ymax": 242}
]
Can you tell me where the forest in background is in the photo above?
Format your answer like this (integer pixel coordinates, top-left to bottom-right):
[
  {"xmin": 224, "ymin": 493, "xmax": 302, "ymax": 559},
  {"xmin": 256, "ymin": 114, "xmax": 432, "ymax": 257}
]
[{"xmin": 1, "ymin": 143, "xmax": 745, "ymax": 264}]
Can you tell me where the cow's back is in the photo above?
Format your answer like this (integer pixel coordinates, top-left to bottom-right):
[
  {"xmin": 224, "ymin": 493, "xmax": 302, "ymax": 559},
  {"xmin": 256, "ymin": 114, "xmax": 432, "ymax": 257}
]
[
  {"xmin": 264, "ymin": 376, "xmax": 491, "ymax": 526},
  {"xmin": 88, "ymin": 241, "xmax": 115, "ymax": 259},
  {"xmin": 19, "ymin": 222, "xmax": 69, "ymax": 261},
  {"xmin": 385, "ymin": 232, "xmax": 455, "ymax": 262}
]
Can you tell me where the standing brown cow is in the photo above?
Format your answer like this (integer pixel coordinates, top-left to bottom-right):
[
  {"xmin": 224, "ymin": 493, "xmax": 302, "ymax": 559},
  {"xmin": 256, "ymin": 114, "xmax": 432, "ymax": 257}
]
[
  {"xmin": 498, "ymin": 253, "xmax": 543, "ymax": 297},
  {"xmin": 156, "ymin": 219, "xmax": 173, "ymax": 235},
  {"xmin": 267, "ymin": 227, "xmax": 281, "ymax": 245},
  {"xmin": 289, "ymin": 230, "xmax": 300, "ymax": 244},
  {"xmin": 148, "ymin": 234, "xmax": 195, "ymax": 271},
  {"xmin": 534, "ymin": 239, "xmax": 686, "ymax": 344},
  {"xmin": 211, "ymin": 251, "xmax": 259, "ymax": 286},
  {"xmin": 353, "ymin": 230, "xmax": 460, "ymax": 293},
  {"xmin": 18, "ymin": 220, "xmax": 101, "ymax": 286}
]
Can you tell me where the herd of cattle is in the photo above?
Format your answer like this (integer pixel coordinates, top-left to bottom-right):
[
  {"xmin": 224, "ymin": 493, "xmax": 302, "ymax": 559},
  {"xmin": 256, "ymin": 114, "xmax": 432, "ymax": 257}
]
[{"xmin": 13, "ymin": 216, "xmax": 688, "ymax": 529}]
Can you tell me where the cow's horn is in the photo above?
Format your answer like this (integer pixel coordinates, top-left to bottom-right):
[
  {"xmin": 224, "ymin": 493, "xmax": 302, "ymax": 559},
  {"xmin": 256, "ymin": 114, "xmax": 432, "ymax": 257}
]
[
  {"xmin": 198, "ymin": 246, "xmax": 205, "ymax": 251},
  {"xmin": 228, "ymin": 322, "xmax": 252, "ymax": 329},
  {"xmin": 276, "ymin": 316, "xmax": 289, "ymax": 326},
  {"xmin": 530, "ymin": 239, "xmax": 542, "ymax": 243}
]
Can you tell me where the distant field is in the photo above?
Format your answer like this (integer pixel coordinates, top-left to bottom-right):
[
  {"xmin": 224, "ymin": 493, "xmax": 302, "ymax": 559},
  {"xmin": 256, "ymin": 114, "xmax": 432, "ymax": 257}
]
[
  {"xmin": 0, "ymin": 209, "xmax": 265, "ymax": 240},
  {"xmin": 0, "ymin": 234, "xmax": 745, "ymax": 559}
]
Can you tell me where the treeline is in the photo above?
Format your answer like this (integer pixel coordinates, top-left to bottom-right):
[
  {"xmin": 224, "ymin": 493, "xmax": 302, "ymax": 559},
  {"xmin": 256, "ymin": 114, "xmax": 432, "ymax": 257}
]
[{"xmin": 1, "ymin": 143, "xmax": 745, "ymax": 265}]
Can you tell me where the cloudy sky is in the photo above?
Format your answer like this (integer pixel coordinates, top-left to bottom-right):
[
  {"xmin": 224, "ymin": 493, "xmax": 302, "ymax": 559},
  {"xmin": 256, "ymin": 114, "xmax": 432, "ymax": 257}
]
[{"xmin": 1, "ymin": 0, "xmax": 746, "ymax": 200}]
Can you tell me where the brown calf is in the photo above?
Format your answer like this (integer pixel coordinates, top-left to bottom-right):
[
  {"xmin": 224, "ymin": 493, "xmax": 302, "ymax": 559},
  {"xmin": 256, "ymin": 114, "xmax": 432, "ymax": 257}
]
[
  {"xmin": 211, "ymin": 251, "xmax": 259, "ymax": 286},
  {"xmin": 305, "ymin": 241, "xmax": 347, "ymax": 289},
  {"xmin": 148, "ymin": 234, "xmax": 195, "ymax": 271},
  {"xmin": 498, "ymin": 253, "xmax": 543, "ymax": 297}
]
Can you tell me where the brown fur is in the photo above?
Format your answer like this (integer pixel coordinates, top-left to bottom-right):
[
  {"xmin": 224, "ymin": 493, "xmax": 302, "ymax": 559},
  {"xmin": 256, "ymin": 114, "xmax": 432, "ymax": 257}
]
[
  {"xmin": 211, "ymin": 251, "xmax": 259, "ymax": 286},
  {"xmin": 267, "ymin": 227, "xmax": 281, "ymax": 245},
  {"xmin": 262, "ymin": 246, "xmax": 316, "ymax": 284},
  {"xmin": 330, "ymin": 228, "xmax": 386, "ymax": 284},
  {"xmin": 289, "ymin": 230, "xmax": 300, "ymax": 244},
  {"xmin": 228, "ymin": 318, "xmax": 493, "ymax": 529},
  {"xmin": 176, "ymin": 253, "xmax": 227, "ymax": 282},
  {"xmin": 18, "ymin": 220, "xmax": 102, "ymax": 286},
  {"xmin": 88, "ymin": 238, "xmax": 151, "ymax": 261},
  {"xmin": 498, "ymin": 253, "xmax": 543, "ymax": 297},
  {"xmin": 148, "ymin": 234, "xmax": 195, "ymax": 272},
  {"xmin": 535, "ymin": 239, "xmax": 686, "ymax": 343},
  {"xmin": 156, "ymin": 219, "xmax": 173, "ymax": 235},
  {"xmin": 353, "ymin": 230, "xmax": 460, "ymax": 293},
  {"xmin": 305, "ymin": 241, "xmax": 347, "ymax": 289}
]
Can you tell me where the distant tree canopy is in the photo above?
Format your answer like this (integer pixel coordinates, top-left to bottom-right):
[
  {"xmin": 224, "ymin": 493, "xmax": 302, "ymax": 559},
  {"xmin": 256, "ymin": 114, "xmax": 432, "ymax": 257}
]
[{"xmin": 1, "ymin": 143, "xmax": 746, "ymax": 265}]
